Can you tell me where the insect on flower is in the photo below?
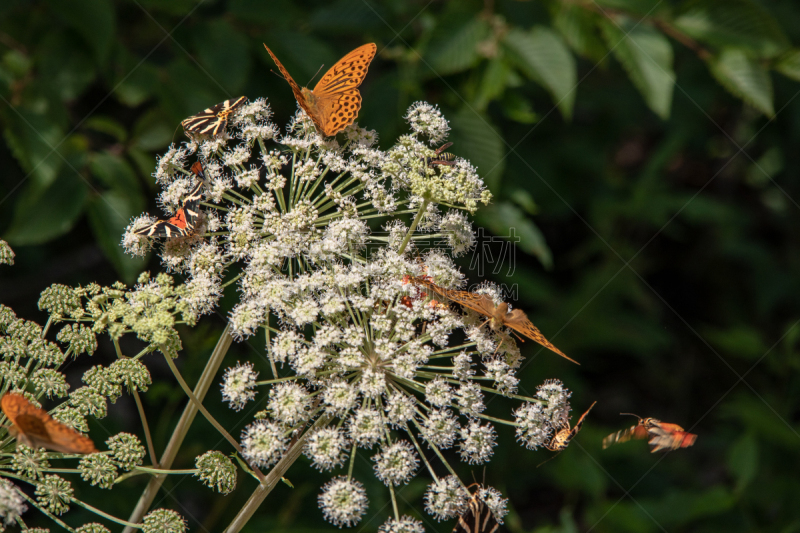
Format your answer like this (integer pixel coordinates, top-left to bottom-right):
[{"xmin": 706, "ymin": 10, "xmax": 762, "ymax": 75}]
[
  {"xmin": 453, "ymin": 484, "xmax": 500, "ymax": 533},
  {"xmin": 602, "ymin": 413, "xmax": 697, "ymax": 453},
  {"xmin": 545, "ymin": 400, "xmax": 596, "ymax": 451},
  {"xmin": 425, "ymin": 142, "xmax": 457, "ymax": 166},
  {"xmin": 412, "ymin": 277, "xmax": 578, "ymax": 364},
  {"xmin": 135, "ymin": 162, "xmax": 206, "ymax": 238},
  {"xmin": 264, "ymin": 43, "xmax": 376, "ymax": 136},
  {"xmin": 1, "ymin": 393, "xmax": 98, "ymax": 454},
  {"xmin": 181, "ymin": 96, "xmax": 248, "ymax": 137}
]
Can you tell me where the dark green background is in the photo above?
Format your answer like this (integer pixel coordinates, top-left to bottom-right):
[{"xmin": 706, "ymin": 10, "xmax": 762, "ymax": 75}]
[{"xmin": 1, "ymin": 0, "xmax": 799, "ymax": 531}]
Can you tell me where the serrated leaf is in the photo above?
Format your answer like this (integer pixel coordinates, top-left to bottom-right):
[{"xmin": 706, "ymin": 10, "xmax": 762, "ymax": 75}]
[
  {"xmin": 46, "ymin": 0, "xmax": 115, "ymax": 63},
  {"xmin": 600, "ymin": 16, "xmax": 675, "ymax": 119},
  {"xmin": 503, "ymin": 27, "xmax": 577, "ymax": 120},
  {"xmin": 775, "ymin": 49, "xmax": 800, "ymax": 82},
  {"xmin": 195, "ymin": 20, "xmax": 250, "ymax": 94},
  {"xmin": 87, "ymin": 190, "xmax": 147, "ymax": 284},
  {"xmin": 554, "ymin": 4, "xmax": 608, "ymax": 64},
  {"xmin": 3, "ymin": 168, "xmax": 89, "ymax": 245},
  {"xmin": 450, "ymin": 108, "xmax": 505, "ymax": 191},
  {"xmin": 476, "ymin": 202, "xmax": 552, "ymax": 269},
  {"xmin": 708, "ymin": 49, "xmax": 774, "ymax": 116},
  {"xmin": 425, "ymin": 16, "xmax": 490, "ymax": 77},
  {"xmin": 674, "ymin": 0, "xmax": 789, "ymax": 59}
]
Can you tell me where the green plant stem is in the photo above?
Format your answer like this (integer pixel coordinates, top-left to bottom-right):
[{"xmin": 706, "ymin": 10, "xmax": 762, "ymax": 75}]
[
  {"xmin": 131, "ymin": 388, "xmax": 158, "ymax": 467},
  {"xmin": 223, "ymin": 415, "xmax": 330, "ymax": 533},
  {"xmin": 122, "ymin": 322, "xmax": 233, "ymax": 533},
  {"xmin": 72, "ymin": 498, "xmax": 143, "ymax": 528},
  {"xmin": 398, "ymin": 198, "xmax": 429, "ymax": 255}
]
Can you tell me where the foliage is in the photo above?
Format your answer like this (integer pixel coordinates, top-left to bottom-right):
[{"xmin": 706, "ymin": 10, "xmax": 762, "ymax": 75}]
[{"xmin": 1, "ymin": 0, "xmax": 799, "ymax": 532}]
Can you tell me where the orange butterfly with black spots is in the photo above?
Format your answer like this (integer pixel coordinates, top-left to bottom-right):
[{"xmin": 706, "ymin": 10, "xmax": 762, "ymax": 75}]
[
  {"xmin": 264, "ymin": 43, "xmax": 376, "ymax": 137},
  {"xmin": 1, "ymin": 393, "xmax": 97, "ymax": 454}
]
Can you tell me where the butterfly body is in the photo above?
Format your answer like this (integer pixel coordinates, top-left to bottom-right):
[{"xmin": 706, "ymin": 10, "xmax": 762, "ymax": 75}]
[
  {"xmin": 264, "ymin": 43, "xmax": 376, "ymax": 136},
  {"xmin": 181, "ymin": 96, "xmax": 247, "ymax": 137},
  {"xmin": 135, "ymin": 162, "xmax": 206, "ymax": 238},
  {"xmin": 546, "ymin": 401, "xmax": 596, "ymax": 451},
  {"xmin": 411, "ymin": 277, "xmax": 577, "ymax": 364},
  {"xmin": 602, "ymin": 414, "xmax": 697, "ymax": 453},
  {"xmin": 1, "ymin": 393, "xmax": 97, "ymax": 454}
]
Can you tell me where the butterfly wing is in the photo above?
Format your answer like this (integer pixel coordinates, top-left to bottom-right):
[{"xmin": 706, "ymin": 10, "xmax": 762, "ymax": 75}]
[
  {"xmin": 1, "ymin": 393, "xmax": 97, "ymax": 454},
  {"xmin": 135, "ymin": 171, "xmax": 205, "ymax": 238},
  {"xmin": 312, "ymin": 43, "xmax": 376, "ymax": 136},
  {"xmin": 503, "ymin": 309, "xmax": 578, "ymax": 364},
  {"xmin": 453, "ymin": 488, "xmax": 500, "ymax": 533},
  {"xmin": 647, "ymin": 423, "xmax": 697, "ymax": 453},
  {"xmin": 413, "ymin": 277, "xmax": 495, "ymax": 317},
  {"xmin": 181, "ymin": 97, "xmax": 246, "ymax": 136},
  {"xmin": 264, "ymin": 44, "xmax": 322, "ymax": 129},
  {"xmin": 547, "ymin": 401, "xmax": 596, "ymax": 451},
  {"xmin": 602, "ymin": 424, "xmax": 650, "ymax": 449}
]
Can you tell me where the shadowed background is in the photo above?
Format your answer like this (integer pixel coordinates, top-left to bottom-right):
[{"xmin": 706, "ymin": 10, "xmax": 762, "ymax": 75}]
[{"xmin": 1, "ymin": 0, "xmax": 799, "ymax": 531}]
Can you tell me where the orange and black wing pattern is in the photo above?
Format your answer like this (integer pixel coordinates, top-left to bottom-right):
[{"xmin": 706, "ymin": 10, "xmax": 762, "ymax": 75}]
[
  {"xmin": 603, "ymin": 414, "xmax": 697, "ymax": 453},
  {"xmin": 135, "ymin": 162, "xmax": 205, "ymax": 239},
  {"xmin": 181, "ymin": 96, "xmax": 247, "ymax": 137},
  {"xmin": 412, "ymin": 277, "xmax": 496, "ymax": 317},
  {"xmin": 1, "ymin": 393, "xmax": 97, "ymax": 454}
]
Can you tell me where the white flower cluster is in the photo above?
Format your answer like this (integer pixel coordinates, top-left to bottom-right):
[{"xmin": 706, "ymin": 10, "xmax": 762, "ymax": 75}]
[{"xmin": 125, "ymin": 100, "xmax": 573, "ymax": 529}]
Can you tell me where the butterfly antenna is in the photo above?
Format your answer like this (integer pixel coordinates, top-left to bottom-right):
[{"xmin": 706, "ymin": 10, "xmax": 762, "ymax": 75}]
[
  {"xmin": 269, "ymin": 69, "xmax": 288, "ymax": 82},
  {"xmin": 307, "ymin": 64, "xmax": 325, "ymax": 86},
  {"xmin": 620, "ymin": 413, "xmax": 643, "ymax": 421},
  {"xmin": 170, "ymin": 123, "xmax": 183, "ymax": 144}
]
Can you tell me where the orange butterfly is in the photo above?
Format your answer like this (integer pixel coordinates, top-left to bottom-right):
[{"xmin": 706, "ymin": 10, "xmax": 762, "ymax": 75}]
[
  {"xmin": 602, "ymin": 413, "xmax": 697, "ymax": 453},
  {"xmin": 411, "ymin": 277, "xmax": 578, "ymax": 364},
  {"xmin": 546, "ymin": 401, "xmax": 596, "ymax": 451},
  {"xmin": 1, "ymin": 393, "xmax": 98, "ymax": 454},
  {"xmin": 263, "ymin": 43, "xmax": 377, "ymax": 137}
]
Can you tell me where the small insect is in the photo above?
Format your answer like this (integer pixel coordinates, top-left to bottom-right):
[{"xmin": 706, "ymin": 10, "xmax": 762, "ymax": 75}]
[
  {"xmin": 264, "ymin": 43, "xmax": 376, "ymax": 137},
  {"xmin": 135, "ymin": 162, "xmax": 206, "ymax": 238},
  {"xmin": 425, "ymin": 142, "xmax": 457, "ymax": 166},
  {"xmin": 453, "ymin": 484, "xmax": 500, "ymax": 533},
  {"xmin": 181, "ymin": 96, "xmax": 247, "ymax": 137},
  {"xmin": 546, "ymin": 401, "xmax": 596, "ymax": 451},
  {"xmin": 602, "ymin": 413, "xmax": 697, "ymax": 453},
  {"xmin": 411, "ymin": 277, "xmax": 578, "ymax": 364},
  {"xmin": 1, "ymin": 393, "xmax": 98, "ymax": 454}
]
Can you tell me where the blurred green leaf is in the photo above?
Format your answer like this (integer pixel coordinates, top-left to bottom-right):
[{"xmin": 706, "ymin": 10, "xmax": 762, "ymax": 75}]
[
  {"xmin": 308, "ymin": 0, "xmax": 385, "ymax": 33},
  {"xmin": 475, "ymin": 56, "xmax": 511, "ymax": 110},
  {"xmin": 425, "ymin": 16, "xmax": 490, "ymax": 77},
  {"xmin": 674, "ymin": 0, "xmax": 789, "ymax": 59},
  {"xmin": 509, "ymin": 188, "xmax": 538, "ymax": 215},
  {"xmin": 501, "ymin": 91, "xmax": 538, "ymax": 124},
  {"xmin": 600, "ymin": 15, "xmax": 674, "ymax": 119},
  {"xmin": 132, "ymin": 109, "xmax": 175, "ymax": 152},
  {"xmin": 708, "ymin": 49, "xmax": 774, "ymax": 116},
  {"xmin": 503, "ymin": 27, "xmax": 577, "ymax": 120},
  {"xmin": 2, "ymin": 107, "xmax": 65, "ymax": 193},
  {"xmin": 195, "ymin": 19, "xmax": 250, "ymax": 94},
  {"xmin": 554, "ymin": 4, "xmax": 607, "ymax": 64},
  {"xmin": 3, "ymin": 167, "xmax": 89, "ymax": 245},
  {"xmin": 594, "ymin": 0, "xmax": 664, "ymax": 16},
  {"xmin": 87, "ymin": 190, "xmax": 147, "ymax": 283},
  {"xmin": 83, "ymin": 116, "xmax": 127, "ymax": 143},
  {"xmin": 261, "ymin": 31, "xmax": 338, "ymax": 82},
  {"xmin": 46, "ymin": 0, "xmax": 115, "ymax": 63},
  {"xmin": 450, "ymin": 107, "xmax": 505, "ymax": 191},
  {"xmin": 701, "ymin": 325, "xmax": 766, "ymax": 359},
  {"xmin": 111, "ymin": 47, "xmax": 160, "ymax": 107},
  {"xmin": 775, "ymin": 49, "xmax": 800, "ymax": 82},
  {"xmin": 89, "ymin": 151, "xmax": 144, "ymax": 205},
  {"xmin": 477, "ymin": 202, "xmax": 552, "ymax": 269},
  {"xmin": 38, "ymin": 32, "xmax": 96, "ymax": 101},
  {"xmin": 727, "ymin": 433, "xmax": 758, "ymax": 491},
  {"xmin": 2, "ymin": 49, "xmax": 31, "ymax": 77}
]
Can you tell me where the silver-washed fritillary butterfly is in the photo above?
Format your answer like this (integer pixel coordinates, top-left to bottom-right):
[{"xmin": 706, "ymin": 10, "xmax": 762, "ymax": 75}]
[{"xmin": 263, "ymin": 43, "xmax": 377, "ymax": 136}]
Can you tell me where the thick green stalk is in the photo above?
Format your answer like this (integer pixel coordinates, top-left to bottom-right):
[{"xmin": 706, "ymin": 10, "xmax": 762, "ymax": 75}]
[
  {"xmin": 223, "ymin": 415, "xmax": 329, "ymax": 533},
  {"xmin": 122, "ymin": 322, "xmax": 233, "ymax": 533},
  {"xmin": 397, "ymin": 198, "xmax": 430, "ymax": 255}
]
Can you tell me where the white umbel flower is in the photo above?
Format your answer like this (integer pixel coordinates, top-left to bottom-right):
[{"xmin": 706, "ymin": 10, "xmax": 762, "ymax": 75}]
[{"xmin": 221, "ymin": 361, "xmax": 258, "ymax": 411}]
